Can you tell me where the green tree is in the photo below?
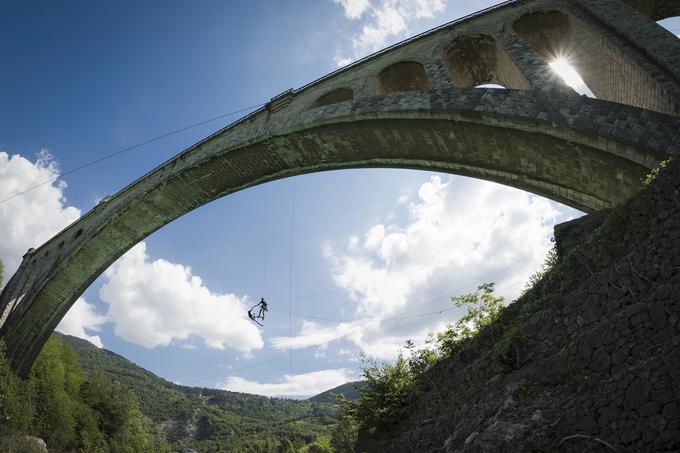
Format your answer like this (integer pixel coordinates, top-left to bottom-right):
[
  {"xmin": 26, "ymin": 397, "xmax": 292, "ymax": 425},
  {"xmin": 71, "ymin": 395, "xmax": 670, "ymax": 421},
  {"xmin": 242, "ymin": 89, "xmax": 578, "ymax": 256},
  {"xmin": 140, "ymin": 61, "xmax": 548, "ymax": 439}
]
[
  {"xmin": 277, "ymin": 438, "xmax": 294, "ymax": 453},
  {"xmin": 110, "ymin": 398, "xmax": 170, "ymax": 453},
  {"xmin": 523, "ymin": 245, "xmax": 558, "ymax": 294},
  {"xmin": 29, "ymin": 338, "xmax": 79, "ymax": 450},
  {"xmin": 343, "ymin": 353, "xmax": 415, "ymax": 431},
  {"xmin": 80, "ymin": 371, "xmax": 129, "ymax": 437},
  {"xmin": 0, "ymin": 340, "xmax": 34, "ymax": 433},
  {"xmin": 300, "ymin": 437, "xmax": 333, "ymax": 453},
  {"xmin": 341, "ymin": 283, "xmax": 507, "ymax": 433},
  {"xmin": 330, "ymin": 413, "xmax": 358, "ymax": 452},
  {"xmin": 437, "ymin": 283, "xmax": 504, "ymax": 354}
]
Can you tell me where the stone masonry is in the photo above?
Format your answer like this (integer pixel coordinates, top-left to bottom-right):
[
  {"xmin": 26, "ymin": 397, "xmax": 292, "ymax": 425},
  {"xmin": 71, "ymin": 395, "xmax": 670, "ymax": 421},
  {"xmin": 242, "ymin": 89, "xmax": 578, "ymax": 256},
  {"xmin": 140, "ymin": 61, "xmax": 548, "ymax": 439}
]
[
  {"xmin": 1, "ymin": 0, "xmax": 679, "ymax": 376},
  {"xmin": 356, "ymin": 136, "xmax": 680, "ymax": 453}
]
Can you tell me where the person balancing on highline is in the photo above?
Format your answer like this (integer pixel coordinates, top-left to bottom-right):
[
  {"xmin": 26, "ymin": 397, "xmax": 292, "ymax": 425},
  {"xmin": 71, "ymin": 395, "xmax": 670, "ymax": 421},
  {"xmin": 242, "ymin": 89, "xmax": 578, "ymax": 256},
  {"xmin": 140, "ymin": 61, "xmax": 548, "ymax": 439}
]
[{"xmin": 248, "ymin": 298, "xmax": 268, "ymax": 326}]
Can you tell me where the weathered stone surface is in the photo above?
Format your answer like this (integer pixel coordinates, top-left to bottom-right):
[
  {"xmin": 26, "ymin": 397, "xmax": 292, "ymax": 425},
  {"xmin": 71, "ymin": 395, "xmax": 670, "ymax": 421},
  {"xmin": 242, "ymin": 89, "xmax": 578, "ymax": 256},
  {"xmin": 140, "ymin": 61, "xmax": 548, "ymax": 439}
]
[{"xmin": 355, "ymin": 157, "xmax": 680, "ymax": 451}]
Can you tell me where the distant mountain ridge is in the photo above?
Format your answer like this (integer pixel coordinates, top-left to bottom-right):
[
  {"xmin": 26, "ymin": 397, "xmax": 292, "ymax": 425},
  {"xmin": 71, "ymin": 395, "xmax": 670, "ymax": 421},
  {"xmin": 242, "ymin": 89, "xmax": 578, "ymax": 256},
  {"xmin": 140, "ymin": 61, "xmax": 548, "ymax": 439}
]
[
  {"xmin": 308, "ymin": 381, "xmax": 367, "ymax": 404},
  {"xmin": 55, "ymin": 332, "xmax": 354, "ymax": 451}
]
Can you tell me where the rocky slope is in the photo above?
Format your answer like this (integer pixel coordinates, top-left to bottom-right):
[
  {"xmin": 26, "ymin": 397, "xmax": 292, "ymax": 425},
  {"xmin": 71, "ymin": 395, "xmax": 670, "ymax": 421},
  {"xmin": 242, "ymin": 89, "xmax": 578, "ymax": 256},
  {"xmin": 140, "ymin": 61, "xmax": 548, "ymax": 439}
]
[{"xmin": 357, "ymin": 158, "xmax": 680, "ymax": 452}]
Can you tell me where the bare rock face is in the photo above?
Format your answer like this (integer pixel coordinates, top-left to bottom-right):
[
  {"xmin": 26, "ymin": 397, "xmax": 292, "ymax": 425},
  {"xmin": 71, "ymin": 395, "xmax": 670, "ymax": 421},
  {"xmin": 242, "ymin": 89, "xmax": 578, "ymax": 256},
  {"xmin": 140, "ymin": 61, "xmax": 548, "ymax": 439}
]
[
  {"xmin": 23, "ymin": 436, "xmax": 48, "ymax": 452},
  {"xmin": 357, "ymin": 160, "xmax": 680, "ymax": 452}
]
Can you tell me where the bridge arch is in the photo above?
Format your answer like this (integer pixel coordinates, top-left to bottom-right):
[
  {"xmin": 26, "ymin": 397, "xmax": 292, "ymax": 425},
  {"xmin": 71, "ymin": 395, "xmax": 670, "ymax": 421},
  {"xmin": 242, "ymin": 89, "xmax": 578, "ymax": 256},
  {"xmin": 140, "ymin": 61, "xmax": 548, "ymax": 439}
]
[
  {"xmin": 1, "ymin": 87, "xmax": 678, "ymax": 376},
  {"xmin": 378, "ymin": 61, "xmax": 431, "ymax": 93},
  {"xmin": 443, "ymin": 34, "xmax": 530, "ymax": 89},
  {"xmin": 513, "ymin": 9, "xmax": 676, "ymax": 114},
  {"xmin": 315, "ymin": 88, "xmax": 354, "ymax": 107},
  {"xmin": 2, "ymin": 0, "xmax": 680, "ymax": 377}
]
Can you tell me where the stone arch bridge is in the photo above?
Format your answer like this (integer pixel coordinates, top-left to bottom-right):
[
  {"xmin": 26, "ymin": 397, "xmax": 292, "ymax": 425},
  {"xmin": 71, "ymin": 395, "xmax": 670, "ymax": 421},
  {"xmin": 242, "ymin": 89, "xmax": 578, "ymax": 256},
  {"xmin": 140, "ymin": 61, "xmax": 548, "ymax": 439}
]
[{"xmin": 1, "ymin": 0, "xmax": 679, "ymax": 376}]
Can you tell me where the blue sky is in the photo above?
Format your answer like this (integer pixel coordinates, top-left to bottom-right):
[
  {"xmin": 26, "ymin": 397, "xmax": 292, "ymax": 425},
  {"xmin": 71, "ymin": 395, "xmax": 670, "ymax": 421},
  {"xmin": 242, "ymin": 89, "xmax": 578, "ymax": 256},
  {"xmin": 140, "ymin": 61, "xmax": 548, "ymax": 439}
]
[{"xmin": 1, "ymin": 0, "xmax": 678, "ymax": 397}]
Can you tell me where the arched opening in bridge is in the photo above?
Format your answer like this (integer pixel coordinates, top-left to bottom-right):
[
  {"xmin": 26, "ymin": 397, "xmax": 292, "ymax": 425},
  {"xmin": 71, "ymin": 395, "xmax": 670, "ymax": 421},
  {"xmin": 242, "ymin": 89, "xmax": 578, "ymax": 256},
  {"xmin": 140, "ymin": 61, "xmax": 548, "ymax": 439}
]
[
  {"xmin": 378, "ymin": 61, "xmax": 430, "ymax": 94},
  {"xmin": 513, "ymin": 9, "xmax": 674, "ymax": 114},
  {"xmin": 656, "ymin": 17, "xmax": 680, "ymax": 35},
  {"xmin": 548, "ymin": 58, "xmax": 594, "ymax": 97},
  {"xmin": 475, "ymin": 84, "xmax": 505, "ymax": 89},
  {"xmin": 623, "ymin": 0, "xmax": 680, "ymax": 21},
  {"xmin": 315, "ymin": 88, "xmax": 354, "ymax": 107},
  {"xmin": 444, "ymin": 34, "xmax": 530, "ymax": 90}
]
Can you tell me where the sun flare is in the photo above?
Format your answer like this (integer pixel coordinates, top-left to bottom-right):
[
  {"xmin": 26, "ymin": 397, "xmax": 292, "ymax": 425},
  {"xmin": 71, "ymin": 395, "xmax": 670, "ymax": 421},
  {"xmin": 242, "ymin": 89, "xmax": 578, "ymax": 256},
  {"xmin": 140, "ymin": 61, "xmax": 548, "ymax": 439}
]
[{"xmin": 549, "ymin": 58, "xmax": 594, "ymax": 97}]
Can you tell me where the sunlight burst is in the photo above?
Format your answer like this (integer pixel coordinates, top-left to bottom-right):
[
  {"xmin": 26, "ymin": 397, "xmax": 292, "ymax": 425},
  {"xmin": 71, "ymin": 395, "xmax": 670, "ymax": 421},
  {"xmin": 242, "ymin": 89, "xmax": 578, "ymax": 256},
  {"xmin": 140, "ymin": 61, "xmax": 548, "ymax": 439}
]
[{"xmin": 549, "ymin": 58, "xmax": 595, "ymax": 97}]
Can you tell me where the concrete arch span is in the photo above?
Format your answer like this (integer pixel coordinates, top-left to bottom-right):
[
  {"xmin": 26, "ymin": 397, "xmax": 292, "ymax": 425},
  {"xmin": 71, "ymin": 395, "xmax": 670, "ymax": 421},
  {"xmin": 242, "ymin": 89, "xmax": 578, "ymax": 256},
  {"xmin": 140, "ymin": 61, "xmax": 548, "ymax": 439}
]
[{"xmin": 2, "ymin": 87, "xmax": 679, "ymax": 376}]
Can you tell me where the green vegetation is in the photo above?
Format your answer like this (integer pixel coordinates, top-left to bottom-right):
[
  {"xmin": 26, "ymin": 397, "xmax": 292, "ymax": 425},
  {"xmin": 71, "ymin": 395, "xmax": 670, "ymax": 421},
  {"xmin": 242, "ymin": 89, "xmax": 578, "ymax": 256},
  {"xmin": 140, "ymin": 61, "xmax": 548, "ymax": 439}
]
[
  {"xmin": 643, "ymin": 156, "xmax": 673, "ymax": 185},
  {"xmin": 308, "ymin": 382, "xmax": 366, "ymax": 404},
  {"xmin": 522, "ymin": 244, "xmax": 558, "ymax": 295},
  {"xmin": 0, "ymin": 336, "xmax": 170, "ymax": 452},
  {"xmin": 329, "ymin": 414, "xmax": 358, "ymax": 453},
  {"xmin": 0, "ymin": 330, "xmax": 344, "ymax": 452},
  {"xmin": 340, "ymin": 283, "xmax": 507, "ymax": 435},
  {"xmin": 58, "ymin": 333, "xmax": 341, "ymax": 452}
]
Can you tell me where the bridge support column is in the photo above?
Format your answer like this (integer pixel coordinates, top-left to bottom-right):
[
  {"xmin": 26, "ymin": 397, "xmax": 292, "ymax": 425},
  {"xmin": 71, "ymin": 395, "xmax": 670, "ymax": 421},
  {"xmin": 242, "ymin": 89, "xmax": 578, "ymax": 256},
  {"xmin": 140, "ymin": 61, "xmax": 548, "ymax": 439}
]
[{"xmin": 573, "ymin": 0, "xmax": 680, "ymax": 114}]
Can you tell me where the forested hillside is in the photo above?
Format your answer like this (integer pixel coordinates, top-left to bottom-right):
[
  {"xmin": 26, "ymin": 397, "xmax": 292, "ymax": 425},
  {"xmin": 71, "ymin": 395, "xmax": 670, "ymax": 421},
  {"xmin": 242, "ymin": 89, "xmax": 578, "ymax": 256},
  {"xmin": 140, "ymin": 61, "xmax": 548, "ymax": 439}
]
[
  {"xmin": 308, "ymin": 382, "xmax": 366, "ymax": 404},
  {"xmin": 0, "ymin": 336, "xmax": 170, "ymax": 452},
  {"xmin": 57, "ymin": 333, "xmax": 349, "ymax": 452}
]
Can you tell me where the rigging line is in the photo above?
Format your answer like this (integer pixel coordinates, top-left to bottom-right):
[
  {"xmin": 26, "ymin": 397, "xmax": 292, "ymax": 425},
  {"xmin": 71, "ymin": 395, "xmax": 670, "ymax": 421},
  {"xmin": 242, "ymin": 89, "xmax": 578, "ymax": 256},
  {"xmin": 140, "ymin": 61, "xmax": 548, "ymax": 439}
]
[
  {"xmin": 267, "ymin": 259, "xmax": 530, "ymax": 324},
  {"xmin": 267, "ymin": 238, "xmax": 529, "ymax": 322},
  {"xmin": 266, "ymin": 287, "xmax": 345, "ymax": 306},
  {"xmin": 182, "ymin": 268, "xmax": 532, "ymax": 386},
  {"xmin": 183, "ymin": 355, "xmax": 287, "ymax": 385},
  {"xmin": 254, "ymin": 228, "xmax": 531, "ymax": 309},
  {"xmin": 182, "ymin": 349, "xmax": 309, "ymax": 386},
  {"xmin": 0, "ymin": 102, "xmax": 266, "ymax": 206},
  {"xmin": 262, "ymin": 183, "xmax": 271, "ymax": 295},
  {"xmin": 265, "ymin": 234, "xmax": 522, "ymax": 309},
  {"xmin": 287, "ymin": 178, "xmax": 297, "ymax": 399}
]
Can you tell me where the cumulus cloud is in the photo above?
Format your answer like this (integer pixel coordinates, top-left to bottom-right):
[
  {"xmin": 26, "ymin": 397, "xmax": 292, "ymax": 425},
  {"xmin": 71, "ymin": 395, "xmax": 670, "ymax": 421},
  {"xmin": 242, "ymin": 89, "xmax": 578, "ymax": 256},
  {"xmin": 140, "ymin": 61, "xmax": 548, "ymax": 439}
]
[
  {"xmin": 334, "ymin": 0, "xmax": 445, "ymax": 65},
  {"xmin": 282, "ymin": 176, "xmax": 580, "ymax": 360},
  {"xmin": 220, "ymin": 368, "xmax": 357, "ymax": 398},
  {"xmin": 334, "ymin": 0, "xmax": 370, "ymax": 19},
  {"xmin": 0, "ymin": 151, "xmax": 81, "ymax": 279},
  {"xmin": 99, "ymin": 242, "xmax": 263, "ymax": 353},
  {"xmin": 56, "ymin": 298, "xmax": 107, "ymax": 348},
  {"xmin": 270, "ymin": 320, "xmax": 365, "ymax": 350}
]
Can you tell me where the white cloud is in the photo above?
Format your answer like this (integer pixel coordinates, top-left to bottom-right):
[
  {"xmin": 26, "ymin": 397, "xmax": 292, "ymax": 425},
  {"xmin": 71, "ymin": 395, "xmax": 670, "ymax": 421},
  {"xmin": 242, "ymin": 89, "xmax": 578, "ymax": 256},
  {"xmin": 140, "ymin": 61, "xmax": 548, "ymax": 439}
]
[
  {"xmin": 270, "ymin": 320, "xmax": 365, "ymax": 350},
  {"xmin": 56, "ymin": 297, "xmax": 107, "ymax": 348},
  {"xmin": 288, "ymin": 176, "xmax": 580, "ymax": 360},
  {"xmin": 334, "ymin": 56, "xmax": 354, "ymax": 67},
  {"xmin": 0, "ymin": 151, "xmax": 81, "ymax": 279},
  {"xmin": 99, "ymin": 242, "xmax": 263, "ymax": 353},
  {"xmin": 334, "ymin": 0, "xmax": 371, "ymax": 19},
  {"xmin": 335, "ymin": 0, "xmax": 445, "ymax": 64},
  {"xmin": 219, "ymin": 368, "xmax": 357, "ymax": 398}
]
